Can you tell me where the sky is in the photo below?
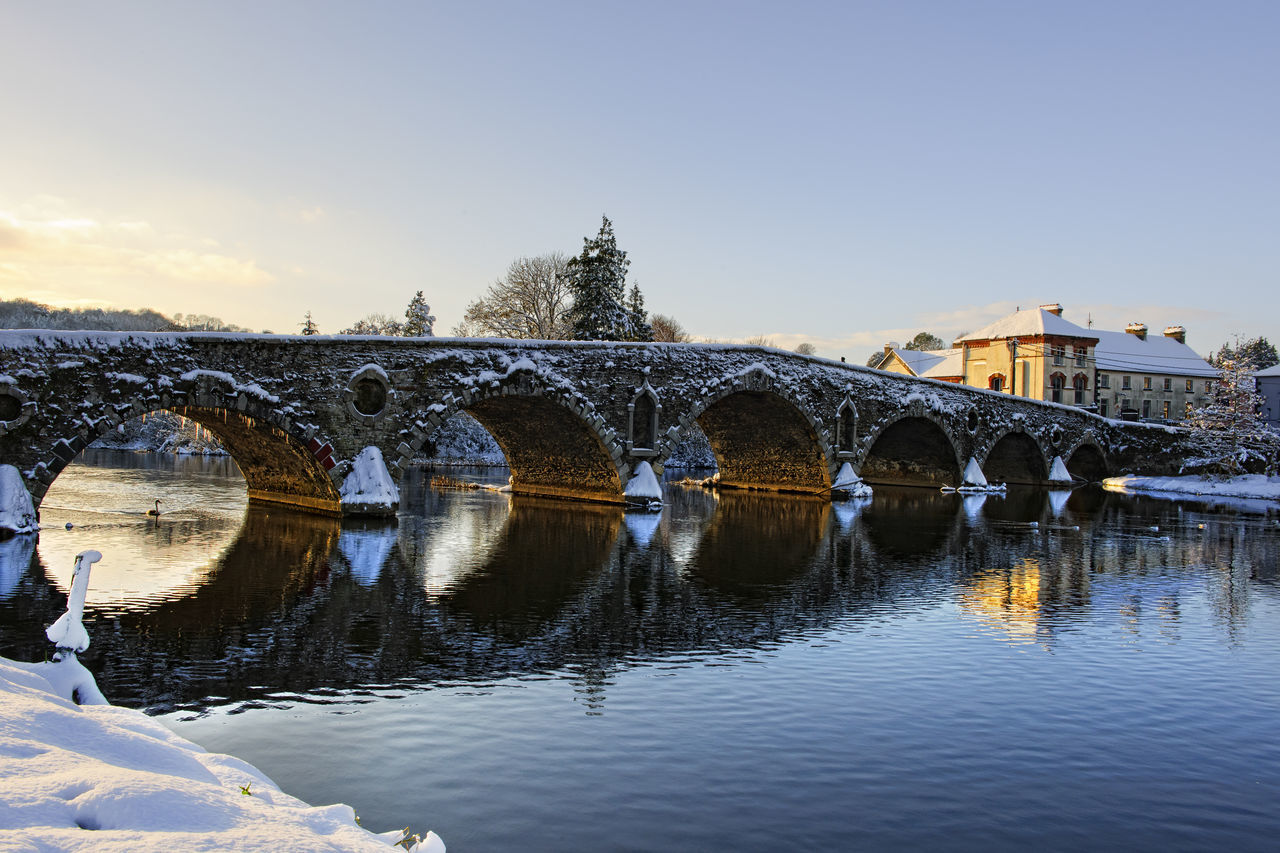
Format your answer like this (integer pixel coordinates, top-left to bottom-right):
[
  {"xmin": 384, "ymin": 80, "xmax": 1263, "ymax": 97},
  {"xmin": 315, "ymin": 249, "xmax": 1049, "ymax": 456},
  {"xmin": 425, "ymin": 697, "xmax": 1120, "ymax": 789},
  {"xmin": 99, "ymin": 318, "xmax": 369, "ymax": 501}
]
[{"xmin": 1, "ymin": 1, "xmax": 1276, "ymax": 361}]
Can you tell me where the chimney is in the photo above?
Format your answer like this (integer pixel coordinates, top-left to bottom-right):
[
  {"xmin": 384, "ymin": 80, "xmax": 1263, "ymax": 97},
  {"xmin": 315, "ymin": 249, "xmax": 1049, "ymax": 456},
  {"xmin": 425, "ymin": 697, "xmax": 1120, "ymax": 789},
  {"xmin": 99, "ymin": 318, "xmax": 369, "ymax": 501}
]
[
  {"xmin": 1039, "ymin": 303, "xmax": 1064, "ymax": 316},
  {"xmin": 1125, "ymin": 322, "xmax": 1148, "ymax": 340},
  {"xmin": 1163, "ymin": 325, "xmax": 1186, "ymax": 344},
  {"xmin": 884, "ymin": 342, "xmax": 898, "ymax": 356}
]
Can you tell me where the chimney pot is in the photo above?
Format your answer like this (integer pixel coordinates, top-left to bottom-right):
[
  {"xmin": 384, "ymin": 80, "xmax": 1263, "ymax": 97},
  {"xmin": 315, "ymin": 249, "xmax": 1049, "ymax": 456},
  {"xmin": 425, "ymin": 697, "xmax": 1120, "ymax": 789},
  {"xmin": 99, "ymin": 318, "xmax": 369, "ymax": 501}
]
[
  {"xmin": 1163, "ymin": 325, "xmax": 1186, "ymax": 344},
  {"xmin": 1125, "ymin": 322, "xmax": 1148, "ymax": 340},
  {"xmin": 1039, "ymin": 303, "xmax": 1064, "ymax": 316}
]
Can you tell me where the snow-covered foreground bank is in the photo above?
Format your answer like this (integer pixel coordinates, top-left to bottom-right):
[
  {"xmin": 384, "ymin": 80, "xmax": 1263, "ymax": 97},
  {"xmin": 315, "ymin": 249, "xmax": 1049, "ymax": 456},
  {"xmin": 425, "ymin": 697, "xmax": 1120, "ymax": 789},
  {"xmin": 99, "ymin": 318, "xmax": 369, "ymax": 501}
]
[
  {"xmin": 0, "ymin": 656, "xmax": 444, "ymax": 852},
  {"xmin": 1103, "ymin": 473, "xmax": 1280, "ymax": 503}
]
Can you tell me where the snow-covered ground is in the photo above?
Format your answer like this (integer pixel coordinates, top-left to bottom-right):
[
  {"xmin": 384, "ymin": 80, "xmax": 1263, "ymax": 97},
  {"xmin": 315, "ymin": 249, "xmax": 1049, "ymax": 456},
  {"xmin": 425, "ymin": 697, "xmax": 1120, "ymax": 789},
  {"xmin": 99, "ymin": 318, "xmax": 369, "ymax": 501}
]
[
  {"xmin": 0, "ymin": 657, "xmax": 444, "ymax": 851},
  {"xmin": 1103, "ymin": 473, "xmax": 1280, "ymax": 503}
]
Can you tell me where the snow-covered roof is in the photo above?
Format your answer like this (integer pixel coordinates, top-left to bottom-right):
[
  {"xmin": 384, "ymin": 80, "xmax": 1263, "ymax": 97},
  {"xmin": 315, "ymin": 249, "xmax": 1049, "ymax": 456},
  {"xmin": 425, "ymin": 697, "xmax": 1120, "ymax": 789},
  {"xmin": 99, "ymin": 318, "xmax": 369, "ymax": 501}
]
[
  {"xmin": 954, "ymin": 308, "xmax": 1096, "ymax": 343},
  {"xmin": 918, "ymin": 348, "xmax": 963, "ymax": 379},
  {"xmin": 1255, "ymin": 363, "xmax": 1280, "ymax": 378},
  {"xmin": 1092, "ymin": 329, "xmax": 1216, "ymax": 377}
]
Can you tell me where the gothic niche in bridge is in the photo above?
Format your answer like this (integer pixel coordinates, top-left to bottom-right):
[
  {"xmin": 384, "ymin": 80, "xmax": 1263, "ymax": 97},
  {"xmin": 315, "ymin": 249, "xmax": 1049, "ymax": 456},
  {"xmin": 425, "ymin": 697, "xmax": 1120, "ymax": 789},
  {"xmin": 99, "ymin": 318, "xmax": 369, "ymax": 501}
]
[
  {"xmin": 861, "ymin": 416, "xmax": 961, "ymax": 488},
  {"xmin": 343, "ymin": 364, "xmax": 392, "ymax": 423},
  {"xmin": 628, "ymin": 379, "xmax": 661, "ymax": 456},
  {"xmin": 695, "ymin": 390, "xmax": 829, "ymax": 494},
  {"xmin": 834, "ymin": 393, "xmax": 857, "ymax": 457},
  {"xmin": 982, "ymin": 431, "xmax": 1048, "ymax": 485}
]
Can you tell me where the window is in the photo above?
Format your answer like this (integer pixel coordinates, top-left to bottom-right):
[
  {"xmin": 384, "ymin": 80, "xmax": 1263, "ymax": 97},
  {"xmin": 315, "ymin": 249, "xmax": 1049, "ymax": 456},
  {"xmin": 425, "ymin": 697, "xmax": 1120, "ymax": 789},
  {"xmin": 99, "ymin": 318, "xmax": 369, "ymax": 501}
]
[
  {"xmin": 1122, "ymin": 376, "xmax": 1131, "ymax": 390},
  {"xmin": 1073, "ymin": 374, "xmax": 1088, "ymax": 405},
  {"xmin": 1142, "ymin": 399, "xmax": 1151, "ymax": 418},
  {"xmin": 1099, "ymin": 399, "xmax": 1109, "ymax": 417},
  {"xmin": 988, "ymin": 374, "xmax": 1004, "ymax": 392},
  {"xmin": 1050, "ymin": 373, "xmax": 1065, "ymax": 403},
  {"xmin": 1163, "ymin": 378, "xmax": 1172, "ymax": 392},
  {"xmin": 1075, "ymin": 346, "xmax": 1087, "ymax": 367},
  {"xmin": 1099, "ymin": 374, "xmax": 1110, "ymax": 389},
  {"xmin": 1205, "ymin": 380, "xmax": 1213, "ymax": 393},
  {"xmin": 1162, "ymin": 401, "xmax": 1170, "ymax": 419},
  {"xmin": 1052, "ymin": 345, "xmax": 1065, "ymax": 366},
  {"xmin": 1143, "ymin": 376, "xmax": 1152, "ymax": 390},
  {"xmin": 1186, "ymin": 379, "xmax": 1194, "ymax": 392}
]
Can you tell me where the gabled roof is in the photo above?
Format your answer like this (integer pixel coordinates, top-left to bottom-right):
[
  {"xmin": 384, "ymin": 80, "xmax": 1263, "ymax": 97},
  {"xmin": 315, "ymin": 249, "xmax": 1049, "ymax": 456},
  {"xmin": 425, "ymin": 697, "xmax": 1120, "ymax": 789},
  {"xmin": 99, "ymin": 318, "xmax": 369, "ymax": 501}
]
[
  {"xmin": 918, "ymin": 348, "xmax": 963, "ymax": 379},
  {"xmin": 954, "ymin": 307, "xmax": 1096, "ymax": 343},
  {"xmin": 882, "ymin": 347, "xmax": 963, "ymax": 379},
  {"xmin": 1255, "ymin": 363, "xmax": 1280, "ymax": 378},
  {"xmin": 1092, "ymin": 330, "xmax": 1217, "ymax": 378}
]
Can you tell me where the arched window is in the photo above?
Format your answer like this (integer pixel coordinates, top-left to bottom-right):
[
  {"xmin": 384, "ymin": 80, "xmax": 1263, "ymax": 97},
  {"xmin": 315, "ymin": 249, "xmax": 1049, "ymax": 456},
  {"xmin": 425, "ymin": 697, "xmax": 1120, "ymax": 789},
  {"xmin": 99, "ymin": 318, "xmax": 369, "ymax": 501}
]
[
  {"xmin": 628, "ymin": 379, "xmax": 661, "ymax": 453},
  {"xmin": 1050, "ymin": 373, "xmax": 1066, "ymax": 403},
  {"xmin": 988, "ymin": 374, "xmax": 1006, "ymax": 392},
  {"xmin": 1072, "ymin": 373, "xmax": 1088, "ymax": 405}
]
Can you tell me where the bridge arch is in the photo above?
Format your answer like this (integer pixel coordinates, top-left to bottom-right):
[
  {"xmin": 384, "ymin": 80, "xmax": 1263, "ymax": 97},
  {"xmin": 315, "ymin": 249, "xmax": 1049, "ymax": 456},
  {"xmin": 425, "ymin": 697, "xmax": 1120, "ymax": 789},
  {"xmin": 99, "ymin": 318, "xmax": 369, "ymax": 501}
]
[
  {"xmin": 28, "ymin": 372, "xmax": 343, "ymax": 515},
  {"xmin": 410, "ymin": 367, "xmax": 628, "ymax": 503},
  {"xmin": 980, "ymin": 427, "xmax": 1050, "ymax": 485},
  {"xmin": 859, "ymin": 412, "xmax": 963, "ymax": 487},
  {"xmin": 658, "ymin": 367, "xmax": 833, "ymax": 494},
  {"xmin": 1063, "ymin": 436, "xmax": 1110, "ymax": 482}
]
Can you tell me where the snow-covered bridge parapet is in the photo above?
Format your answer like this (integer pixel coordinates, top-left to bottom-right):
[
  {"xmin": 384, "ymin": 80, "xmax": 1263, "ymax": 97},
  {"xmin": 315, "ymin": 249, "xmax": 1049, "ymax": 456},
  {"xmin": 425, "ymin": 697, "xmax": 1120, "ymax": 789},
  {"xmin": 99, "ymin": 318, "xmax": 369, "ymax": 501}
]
[{"xmin": 0, "ymin": 331, "xmax": 1197, "ymax": 515}]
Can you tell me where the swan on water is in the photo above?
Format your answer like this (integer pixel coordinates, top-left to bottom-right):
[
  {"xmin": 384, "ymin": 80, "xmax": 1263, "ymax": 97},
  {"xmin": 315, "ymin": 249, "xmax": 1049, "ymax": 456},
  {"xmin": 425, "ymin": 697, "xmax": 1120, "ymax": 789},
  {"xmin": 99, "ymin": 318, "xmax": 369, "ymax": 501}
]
[{"xmin": 147, "ymin": 499, "xmax": 162, "ymax": 516}]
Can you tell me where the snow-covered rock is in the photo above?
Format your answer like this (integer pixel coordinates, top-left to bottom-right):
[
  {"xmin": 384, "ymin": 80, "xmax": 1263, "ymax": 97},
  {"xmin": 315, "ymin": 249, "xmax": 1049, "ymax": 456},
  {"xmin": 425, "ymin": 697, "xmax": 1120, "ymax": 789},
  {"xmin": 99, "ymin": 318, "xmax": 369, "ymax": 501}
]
[
  {"xmin": 0, "ymin": 464, "xmax": 39, "ymax": 536},
  {"xmin": 624, "ymin": 461, "xmax": 663, "ymax": 502},
  {"xmin": 961, "ymin": 457, "xmax": 989, "ymax": 488},
  {"xmin": 339, "ymin": 447, "xmax": 399, "ymax": 517},
  {"xmin": 830, "ymin": 462, "xmax": 873, "ymax": 498},
  {"xmin": 46, "ymin": 550, "xmax": 101, "ymax": 655},
  {"xmin": 0, "ymin": 656, "xmax": 444, "ymax": 852}
]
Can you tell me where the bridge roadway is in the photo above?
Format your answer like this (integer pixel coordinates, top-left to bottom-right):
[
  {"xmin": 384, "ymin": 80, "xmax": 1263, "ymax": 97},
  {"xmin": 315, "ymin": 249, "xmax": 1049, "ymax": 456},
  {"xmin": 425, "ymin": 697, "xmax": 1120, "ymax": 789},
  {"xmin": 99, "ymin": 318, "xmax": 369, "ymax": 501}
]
[{"xmin": 0, "ymin": 331, "xmax": 1188, "ymax": 516}]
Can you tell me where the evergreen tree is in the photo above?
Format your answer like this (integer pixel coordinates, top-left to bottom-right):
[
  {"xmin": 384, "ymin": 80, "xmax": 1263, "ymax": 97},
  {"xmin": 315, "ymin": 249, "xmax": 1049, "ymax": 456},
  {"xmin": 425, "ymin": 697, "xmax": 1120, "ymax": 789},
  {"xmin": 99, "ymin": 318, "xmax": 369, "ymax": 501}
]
[
  {"xmin": 402, "ymin": 291, "xmax": 436, "ymax": 336},
  {"xmin": 299, "ymin": 311, "xmax": 319, "ymax": 335},
  {"xmin": 1213, "ymin": 336, "xmax": 1278, "ymax": 371},
  {"xmin": 566, "ymin": 215, "xmax": 631, "ymax": 341},
  {"xmin": 903, "ymin": 331, "xmax": 946, "ymax": 352},
  {"xmin": 625, "ymin": 284, "xmax": 653, "ymax": 341}
]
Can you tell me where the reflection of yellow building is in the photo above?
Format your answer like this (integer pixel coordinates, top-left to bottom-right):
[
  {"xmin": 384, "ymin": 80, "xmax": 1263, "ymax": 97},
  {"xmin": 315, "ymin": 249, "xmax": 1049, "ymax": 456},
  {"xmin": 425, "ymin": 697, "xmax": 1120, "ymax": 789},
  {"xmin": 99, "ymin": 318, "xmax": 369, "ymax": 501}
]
[{"xmin": 959, "ymin": 559, "xmax": 1044, "ymax": 642}]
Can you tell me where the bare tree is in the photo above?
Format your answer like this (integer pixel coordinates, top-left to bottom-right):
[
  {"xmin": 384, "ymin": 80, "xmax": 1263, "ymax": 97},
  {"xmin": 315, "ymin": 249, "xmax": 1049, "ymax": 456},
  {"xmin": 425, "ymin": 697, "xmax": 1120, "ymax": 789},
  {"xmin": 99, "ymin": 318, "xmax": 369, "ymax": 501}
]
[
  {"xmin": 743, "ymin": 334, "xmax": 776, "ymax": 347},
  {"xmin": 341, "ymin": 313, "xmax": 403, "ymax": 335},
  {"xmin": 651, "ymin": 313, "xmax": 691, "ymax": 343},
  {"xmin": 795, "ymin": 342, "xmax": 817, "ymax": 356},
  {"xmin": 454, "ymin": 253, "xmax": 572, "ymax": 339}
]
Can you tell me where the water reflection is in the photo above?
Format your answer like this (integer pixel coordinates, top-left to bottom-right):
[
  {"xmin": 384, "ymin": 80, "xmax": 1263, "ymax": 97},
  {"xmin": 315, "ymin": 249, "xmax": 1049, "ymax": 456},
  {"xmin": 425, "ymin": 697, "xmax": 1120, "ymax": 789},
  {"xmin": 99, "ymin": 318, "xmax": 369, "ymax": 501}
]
[{"xmin": 1, "ymin": 455, "xmax": 1279, "ymax": 717}]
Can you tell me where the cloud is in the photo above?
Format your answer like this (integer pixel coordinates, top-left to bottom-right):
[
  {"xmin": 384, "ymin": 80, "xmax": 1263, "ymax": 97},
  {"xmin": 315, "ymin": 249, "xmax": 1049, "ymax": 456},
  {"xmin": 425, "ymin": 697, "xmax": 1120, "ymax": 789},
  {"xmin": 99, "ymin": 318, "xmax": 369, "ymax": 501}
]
[{"xmin": 0, "ymin": 201, "xmax": 275, "ymax": 293}]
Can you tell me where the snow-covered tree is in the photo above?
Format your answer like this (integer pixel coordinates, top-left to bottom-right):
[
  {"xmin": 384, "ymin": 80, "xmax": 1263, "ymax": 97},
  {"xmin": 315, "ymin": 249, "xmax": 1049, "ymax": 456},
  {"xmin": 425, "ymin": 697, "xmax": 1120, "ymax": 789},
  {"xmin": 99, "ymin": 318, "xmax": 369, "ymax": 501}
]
[
  {"xmin": 402, "ymin": 291, "xmax": 435, "ymax": 336},
  {"xmin": 566, "ymin": 216, "xmax": 632, "ymax": 341},
  {"xmin": 299, "ymin": 312, "xmax": 319, "ymax": 335},
  {"xmin": 455, "ymin": 253, "xmax": 572, "ymax": 339},
  {"xmin": 341, "ymin": 313, "xmax": 403, "ymax": 335},
  {"xmin": 1186, "ymin": 350, "xmax": 1280, "ymax": 476},
  {"xmin": 1213, "ymin": 336, "xmax": 1278, "ymax": 371},
  {"xmin": 625, "ymin": 284, "xmax": 653, "ymax": 341}
]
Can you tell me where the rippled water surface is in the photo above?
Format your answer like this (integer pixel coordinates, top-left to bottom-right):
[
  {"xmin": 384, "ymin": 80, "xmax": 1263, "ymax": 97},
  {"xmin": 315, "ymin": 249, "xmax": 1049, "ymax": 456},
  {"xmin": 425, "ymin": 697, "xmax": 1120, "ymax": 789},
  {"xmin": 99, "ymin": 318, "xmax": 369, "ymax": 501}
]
[{"xmin": 4, "ymin": 450, "xmax": 1280, "ymax": 851}]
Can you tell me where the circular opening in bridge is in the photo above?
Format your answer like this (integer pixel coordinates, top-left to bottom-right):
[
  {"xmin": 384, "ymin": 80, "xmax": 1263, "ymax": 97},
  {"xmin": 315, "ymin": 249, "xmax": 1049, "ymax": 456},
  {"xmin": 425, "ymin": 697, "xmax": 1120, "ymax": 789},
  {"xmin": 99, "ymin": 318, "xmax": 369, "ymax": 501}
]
[
  {"xmin": 966, "ymin": 409, "xmax": 980, "ymax": 434},
  {"xmin": 0, "ymin": 392, "xmax": 20, "ymax": 422},
  {"xmin": 352, "ymin": 378, "xmax": 388, "ymax": 416}
]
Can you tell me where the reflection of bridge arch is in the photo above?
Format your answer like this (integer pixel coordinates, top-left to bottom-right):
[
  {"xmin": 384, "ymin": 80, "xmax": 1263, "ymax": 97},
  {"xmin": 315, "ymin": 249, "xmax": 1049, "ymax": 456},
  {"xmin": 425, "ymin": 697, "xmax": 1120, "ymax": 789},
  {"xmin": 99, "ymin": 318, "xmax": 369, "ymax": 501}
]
[
  {"xmin": 980, "ymin": 428, "xmax": 1050, "ymax": 485},
  {"xmin": 859, "ymin": 414, "xmax": 962, "ymax": 487},
  {"xmin": 27, "ymin": 372, "xmax": 342, "ymax": 514},
  {"xmin": 660, "ymin": 367, "xmax": 833, "ymax": 494},
  {"xmin": 409, "ymin": 369, "xmax": 628, "ymax": 503}
]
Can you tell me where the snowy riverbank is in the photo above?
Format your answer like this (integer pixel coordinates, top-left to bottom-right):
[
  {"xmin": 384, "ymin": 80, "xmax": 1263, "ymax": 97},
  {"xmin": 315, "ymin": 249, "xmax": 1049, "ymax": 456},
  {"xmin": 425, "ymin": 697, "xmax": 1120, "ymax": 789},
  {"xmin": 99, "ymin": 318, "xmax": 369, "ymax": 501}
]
[
  {"xmin": 1102, "ymin": 473, "xmax": 1280, "ymax": 503},
  {"xmin": 0, "ymin": 656, "xmax": 443, "ymax": 852}
]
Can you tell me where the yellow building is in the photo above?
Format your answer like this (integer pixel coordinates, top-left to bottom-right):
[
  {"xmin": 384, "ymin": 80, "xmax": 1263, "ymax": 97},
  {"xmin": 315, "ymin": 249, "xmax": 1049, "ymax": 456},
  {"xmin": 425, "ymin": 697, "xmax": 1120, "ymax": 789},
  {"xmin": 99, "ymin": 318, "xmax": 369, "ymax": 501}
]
[{"xmin": 876, "ymin": 304, "xmax": 1216, "ymax": 421}]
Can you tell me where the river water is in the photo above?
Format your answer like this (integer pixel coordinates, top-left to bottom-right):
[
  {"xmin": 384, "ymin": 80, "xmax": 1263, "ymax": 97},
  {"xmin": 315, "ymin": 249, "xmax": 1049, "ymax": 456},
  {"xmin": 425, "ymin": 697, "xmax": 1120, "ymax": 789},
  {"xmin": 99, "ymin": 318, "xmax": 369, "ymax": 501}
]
[{"xmin": 3, "ymin": 450, "xmax": 1280, "ymax": 851}]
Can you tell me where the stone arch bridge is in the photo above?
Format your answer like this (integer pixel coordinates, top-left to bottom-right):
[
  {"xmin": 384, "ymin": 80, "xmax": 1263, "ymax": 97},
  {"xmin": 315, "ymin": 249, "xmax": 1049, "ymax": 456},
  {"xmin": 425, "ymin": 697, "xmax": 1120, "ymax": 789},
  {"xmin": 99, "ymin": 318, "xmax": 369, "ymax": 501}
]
[{"xmin": 0, "ymin": 332, "xmax": 1191, "ymax": 517}]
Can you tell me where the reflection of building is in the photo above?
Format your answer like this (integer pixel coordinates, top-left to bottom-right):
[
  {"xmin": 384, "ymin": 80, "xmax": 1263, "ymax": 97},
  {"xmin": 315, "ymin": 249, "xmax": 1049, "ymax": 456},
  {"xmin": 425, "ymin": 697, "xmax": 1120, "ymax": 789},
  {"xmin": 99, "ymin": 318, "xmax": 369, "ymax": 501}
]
[
  {"xmin": 877, "ymin": 304, "xmax": 1215, "ymax": 421},
  {"xmin": 958, "ymin": 559, "xmax": 1044, "ymax": 641}
]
